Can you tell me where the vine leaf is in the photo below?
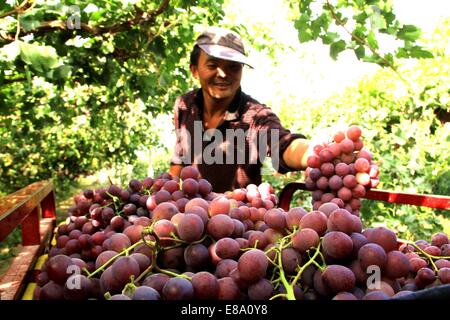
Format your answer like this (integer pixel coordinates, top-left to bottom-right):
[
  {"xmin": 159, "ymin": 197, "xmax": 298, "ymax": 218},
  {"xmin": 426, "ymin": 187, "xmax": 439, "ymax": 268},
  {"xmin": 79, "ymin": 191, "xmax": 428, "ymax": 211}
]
[
  {"xmin": 19, "ymin": 41, "xmax": 60, "ymax": 72},
  {"xmin": 330, "ymin": 40, "xmax": 346, "ymax": 60}
]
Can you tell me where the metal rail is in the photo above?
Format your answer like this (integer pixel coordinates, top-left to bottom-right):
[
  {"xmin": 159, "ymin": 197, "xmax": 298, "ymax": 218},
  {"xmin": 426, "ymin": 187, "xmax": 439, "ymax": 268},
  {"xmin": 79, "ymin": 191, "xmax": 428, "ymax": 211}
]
[{"xmin": 278, "ymin": 182, "xmax": 450, "ymax": 211}]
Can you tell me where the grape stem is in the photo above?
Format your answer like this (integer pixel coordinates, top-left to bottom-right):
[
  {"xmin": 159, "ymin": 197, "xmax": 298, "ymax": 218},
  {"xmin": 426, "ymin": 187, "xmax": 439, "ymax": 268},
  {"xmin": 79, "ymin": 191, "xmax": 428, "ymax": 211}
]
[
  {"xmin": 281, "ymin": 240, "xmax": 293, "ymax": 249},
  {"xmin": 159, "ymin": 242, "xmax": 184, "ymax": 251},
  {"xmin": 403, "ymin": 240, "xmax": 450, "ymax": 272},
  {"xmin": 87, "ymin": 239, "xmax": 144, "ymax": 278},
  {"xmin": 264, "ymin": 246, "xmax": 278, "ymax": 266},
  {"xmin": 291, "ymin": 241, "xmax": 323, "ymax": 288},
  {"xmin": 82, "ymin": 267, "xmax": 92, "ymax": 278},
  {"xmin": 154, "ymin": 265, "xmax": 192, "ymax": 281},
  {"xmin": 157, "ymin": 236, "xmax": 188, "ymax": 244},
  {"xmin": 275, "ymin": 237, "xmax": 296, "ymax": 300},
  {"xmin": 269, "ymin": 293, "xmax": 288, "ymax": 300},
  {"xmin": 104, "ymin": 191, "xmax": 123, "ymax": 211},
  {"xmin": 134, "ymin": 254, "xmax": 156, "ymax": 284},
  {"xmin": 121, "ymin": 277, "xmax": 137, "ymax": 296}
]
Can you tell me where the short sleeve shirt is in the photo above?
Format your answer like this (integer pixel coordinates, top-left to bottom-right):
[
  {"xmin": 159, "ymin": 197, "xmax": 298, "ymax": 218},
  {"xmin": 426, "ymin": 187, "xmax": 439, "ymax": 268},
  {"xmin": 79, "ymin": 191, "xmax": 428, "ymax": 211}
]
[{"xmin": 171, "ymin": 88, "xmax": 305, "ymax": 193}]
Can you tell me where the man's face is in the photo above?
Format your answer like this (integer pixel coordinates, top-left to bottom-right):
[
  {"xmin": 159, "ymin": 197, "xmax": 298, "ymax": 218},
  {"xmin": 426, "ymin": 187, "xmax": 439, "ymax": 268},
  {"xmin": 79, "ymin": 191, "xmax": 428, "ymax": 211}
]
[{"xmin": 190, "ymin": 50, "xmax": 243, "ymax": 102}]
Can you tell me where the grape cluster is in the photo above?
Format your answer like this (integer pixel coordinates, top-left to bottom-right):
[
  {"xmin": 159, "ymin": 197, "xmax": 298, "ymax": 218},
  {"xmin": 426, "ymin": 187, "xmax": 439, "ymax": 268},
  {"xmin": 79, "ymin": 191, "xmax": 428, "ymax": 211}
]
[
  {"xmin": 33, "ymin": 168, "xmax": 449, "ymax": 300},
  {"xmin": 304, "ymin": 125, "xmax": 380, "ymax": 215},
  {"xmin": 34, "ymin": 167, "xmax": 282, "ymax": 300}
]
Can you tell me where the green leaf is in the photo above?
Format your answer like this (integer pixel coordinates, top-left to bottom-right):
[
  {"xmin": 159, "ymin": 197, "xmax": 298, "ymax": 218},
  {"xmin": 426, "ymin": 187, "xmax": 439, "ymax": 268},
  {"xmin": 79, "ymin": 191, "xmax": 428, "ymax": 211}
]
[
  {"xmin": 396, "ymin": 47, "xmax": 408, "ymax": 59},
  {"xmin": 353, "ymin": 25, "xmax": 366, "ymax": 39},
  {"xmin": 311, "ymin": 18, "xmax": 323, "ymax": 39},
  {"xmin": 355, "ymin": 0, "xmax": 365, "ymax": 9},
  {"xmin": 367, "ymin": 31, "xmax": 379, "ymax": 50},
  {"xmin": 89, "ymin": 9, "xmax": 107, "ymax": 23},
  {"xmin": 297, "ymin": 31, "xmax": 311, "ymax": 42},
  {"xmin": 322, "ymin": 32, "xmax": 339, "ymax": 45},
  {"xmin": 296, "ymin": 16, "xmax": 313, "ymax": 43},
  {"xmin": 334, "ymin": 12, "xmax": 348, "ymax": 25},
  {"xmin": 354, "ymin": 45, "xmax": 365, "ymax": 59},
  {"xmin": 53, "ymin": 65, "xmax": 72, "ymax": 80},
  {"xmin": 381, "ymin": 11, "xmax": 396, "ymax": 26},
  {"xmin": 100, "ymin": 41, "xmax": 115, "ymax": 54},
  {"xmin": 295, "ymin": 13, "xmax": 313, "ymax": 42},
  {"xmin": 383, "ymin": 53, "xmax": 394, "ymax": 67},
  {"xmin": 382, "ymin": 26, "xmax": 398, "ymax": 35},
  {"xmin": 20, "ymin": 16, "xmax": 42, "ymax": 32},
  {"xmin": 330, "ymin": 40, "xmax": 346, "ymax": 60},
  {"xmin": 409, "ymin": 46, "xmax": 434, "ymax": 59},
  {"xmin": 362, "ymin": 53, "xmax": 382, "ymax": 64},
  {"xmin": 397, "ymin": 24, "xmax": 421, "ymax": 41},
  {"xmin": 19, "ymin": 42, "xmax": 60, "ymax": 72},
  {"xmin": 299, "ymin": 0, "xmax": 314, "ymax": 14},
  {"xmin": 354, "ymin": 12, "xmax": 368, "ymax": 24},
  {"xmin": 369, "ymin": 8, "xmax": 386, "ymax": 30},
  {"xmin": 318, "ymin": 12, "xmax": 331, "ymax": 31},
  {"xmin": 396, "ymin": 46, "xmax": 434, "ymax": 59},
  {"xmin": 405, "ymin": 215, "xmax": 416, "ymax": 224}
]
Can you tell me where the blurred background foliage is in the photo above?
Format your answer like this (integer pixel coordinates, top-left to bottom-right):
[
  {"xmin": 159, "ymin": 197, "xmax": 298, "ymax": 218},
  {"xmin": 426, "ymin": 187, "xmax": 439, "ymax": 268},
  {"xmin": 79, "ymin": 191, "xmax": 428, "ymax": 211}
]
[
  {"xmin": 0, "ymin": 0, "xmax": 226, "ymax": 193},
  {"xmin": 0, "ymin": 0, "xmax": 448, "ymax": 253},
  {"xmin": 269, "ymin": 40, "xmax": 450, "ymax": 240}
]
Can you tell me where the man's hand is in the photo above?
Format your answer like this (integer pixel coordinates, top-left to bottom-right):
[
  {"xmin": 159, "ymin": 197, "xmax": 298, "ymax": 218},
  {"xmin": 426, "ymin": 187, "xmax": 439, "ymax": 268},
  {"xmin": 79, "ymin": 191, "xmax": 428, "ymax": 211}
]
[
  {"xmin": 169, "ymin": 164, "xmax": 183, "ymax": 178},
  {"xmin": 283, "ymin": 138, "xmax": 310, "ymax": 171},
  {"xmin": 283, "ymin": 126, "xmax": 349, "ymax": 171}
]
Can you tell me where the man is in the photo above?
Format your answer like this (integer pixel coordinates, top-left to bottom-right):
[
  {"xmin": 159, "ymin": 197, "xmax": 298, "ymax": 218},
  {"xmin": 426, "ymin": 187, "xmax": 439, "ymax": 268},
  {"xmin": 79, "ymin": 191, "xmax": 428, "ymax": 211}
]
[{"xmin": 170, "ymin": 26, "xmax": 311, "ymax": 193}]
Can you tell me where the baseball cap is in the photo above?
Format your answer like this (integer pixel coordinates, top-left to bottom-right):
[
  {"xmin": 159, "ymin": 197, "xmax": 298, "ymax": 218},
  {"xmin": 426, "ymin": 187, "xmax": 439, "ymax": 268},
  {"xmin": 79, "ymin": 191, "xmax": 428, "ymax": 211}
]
[{"xmin": 195, "ymin": 26, "xmax": 253, "ymax": 68}]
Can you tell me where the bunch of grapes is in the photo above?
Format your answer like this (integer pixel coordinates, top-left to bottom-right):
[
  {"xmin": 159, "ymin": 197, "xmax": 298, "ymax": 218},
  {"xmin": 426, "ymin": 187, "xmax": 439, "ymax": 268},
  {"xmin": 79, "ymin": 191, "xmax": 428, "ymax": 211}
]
[
  {"xmin": 33, "ymin": 163, "xmax": 449, "ymax": 301},
  {"xmin": 304, "ymin": 125, "xmax": 380, "ymax": 216},
  {"xmin": 33, "ymin": 167, "xmax": 281, "ymax": 300}
]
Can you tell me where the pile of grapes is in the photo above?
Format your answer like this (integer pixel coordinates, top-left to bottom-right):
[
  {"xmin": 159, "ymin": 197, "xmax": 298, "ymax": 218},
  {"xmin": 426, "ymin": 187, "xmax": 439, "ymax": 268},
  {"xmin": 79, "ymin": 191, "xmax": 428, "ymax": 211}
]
[
  {"xmin": 304, "ymin": 125, "xmax": 380, "ymax": 215},
  {"xmin": 33, "ymin": 127, "xmax": 450, "ymax": 300}
]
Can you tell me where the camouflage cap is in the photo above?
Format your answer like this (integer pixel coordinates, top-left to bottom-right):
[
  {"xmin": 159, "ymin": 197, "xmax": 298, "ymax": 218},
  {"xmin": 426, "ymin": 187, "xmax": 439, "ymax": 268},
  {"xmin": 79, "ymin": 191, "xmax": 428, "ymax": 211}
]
[{"xmin": 195, "ymin": 26, "xmax": 253, "ymax": 68}]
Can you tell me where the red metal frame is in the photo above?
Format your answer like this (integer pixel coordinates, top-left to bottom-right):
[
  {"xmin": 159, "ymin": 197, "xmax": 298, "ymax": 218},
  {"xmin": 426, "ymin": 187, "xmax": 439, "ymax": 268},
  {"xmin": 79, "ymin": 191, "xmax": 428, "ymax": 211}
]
[
  {"xmin": 0, "ymin": 181, "xmax": 56, "ymax": 245},
  {"xmin": 278, "ymin": 182, "xmax": 450, "ymax": 212}
]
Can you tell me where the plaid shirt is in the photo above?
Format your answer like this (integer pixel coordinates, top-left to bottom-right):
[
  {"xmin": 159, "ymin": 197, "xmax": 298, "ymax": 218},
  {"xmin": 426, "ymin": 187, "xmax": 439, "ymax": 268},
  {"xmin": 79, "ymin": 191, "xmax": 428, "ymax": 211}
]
[{"xmin": 171, "ymin": 88, "xmax": 305, "ymax": 192}]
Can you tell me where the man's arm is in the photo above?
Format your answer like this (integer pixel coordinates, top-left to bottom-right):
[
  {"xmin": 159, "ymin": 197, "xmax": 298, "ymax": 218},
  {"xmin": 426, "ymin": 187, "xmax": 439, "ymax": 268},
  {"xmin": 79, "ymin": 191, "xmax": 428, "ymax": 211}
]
[
  {"xmin": 282, "ymin": 138, "xmax": 311, "ymax": 171},
  {"xmin": 170, "ymin": 164, "xmax": 183, "ymax": 178}
]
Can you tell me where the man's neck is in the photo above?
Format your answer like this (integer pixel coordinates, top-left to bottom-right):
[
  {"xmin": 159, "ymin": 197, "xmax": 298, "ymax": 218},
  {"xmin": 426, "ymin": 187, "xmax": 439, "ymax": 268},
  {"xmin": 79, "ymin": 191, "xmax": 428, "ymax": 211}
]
[{"xmin": 202, "ymin": 93, "xmax": 233, "ymax": 117}]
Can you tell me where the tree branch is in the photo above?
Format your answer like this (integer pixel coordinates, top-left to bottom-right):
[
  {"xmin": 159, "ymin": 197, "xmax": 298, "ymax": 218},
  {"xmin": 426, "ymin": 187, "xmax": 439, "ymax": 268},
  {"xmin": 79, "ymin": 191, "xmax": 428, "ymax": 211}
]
[
  {"xmin": 0, "ymin": 31, "xmax": 15, "ymax": 42},
  {"xmin": 325, "ymin": 0, "xmax": 397, "ymax": 71},
  {"xmin": 2, "ymin": 77, "xmax": 26, "ymax": 84},
  {"xmin": 0, "ymin": 0, "xmax": 170, "ymax": 41},
  {"xmin": 0, "ymin": 0, "xmax": 31, "ymax": 19}
]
